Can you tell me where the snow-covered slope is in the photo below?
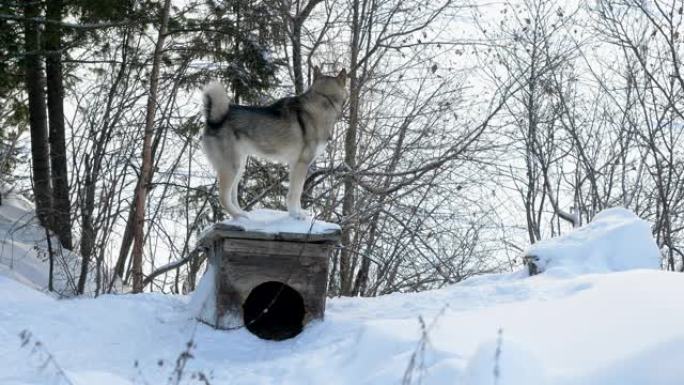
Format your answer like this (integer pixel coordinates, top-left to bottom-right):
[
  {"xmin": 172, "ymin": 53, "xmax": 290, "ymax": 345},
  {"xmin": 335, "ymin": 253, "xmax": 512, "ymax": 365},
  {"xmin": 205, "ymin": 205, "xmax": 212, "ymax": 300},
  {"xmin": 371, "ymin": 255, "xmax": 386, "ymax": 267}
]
[
  {"xmin": 2, "ymin": 269, "xmax": 683, "ymax": 385},
  {"xmin": 2, "ymin": 205, "xmax": 681, "ymax": 385},
  {"xmin": 0, "ymin": 194, "xmax": 88, "ymax": 296}
]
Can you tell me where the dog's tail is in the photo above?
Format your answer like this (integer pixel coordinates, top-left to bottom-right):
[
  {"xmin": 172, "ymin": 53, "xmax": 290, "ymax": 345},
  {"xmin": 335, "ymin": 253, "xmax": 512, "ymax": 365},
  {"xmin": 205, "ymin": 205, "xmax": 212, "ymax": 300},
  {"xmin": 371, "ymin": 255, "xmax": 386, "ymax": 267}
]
[{"xmin": 203, "ymin": 81, "xmax": 230, "ymax": 129}]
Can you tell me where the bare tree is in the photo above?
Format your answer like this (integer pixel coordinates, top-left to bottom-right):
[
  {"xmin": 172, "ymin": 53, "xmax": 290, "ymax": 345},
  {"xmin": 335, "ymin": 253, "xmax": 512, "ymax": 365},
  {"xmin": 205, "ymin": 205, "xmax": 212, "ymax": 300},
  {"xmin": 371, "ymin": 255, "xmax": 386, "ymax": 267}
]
[
  {"xmin": 594, "ymin": 0, "xmax": 684, "ymax": 269},
  {"xmin": 130, "ymin": 0, "xmax": 173, "ymax": 293}
]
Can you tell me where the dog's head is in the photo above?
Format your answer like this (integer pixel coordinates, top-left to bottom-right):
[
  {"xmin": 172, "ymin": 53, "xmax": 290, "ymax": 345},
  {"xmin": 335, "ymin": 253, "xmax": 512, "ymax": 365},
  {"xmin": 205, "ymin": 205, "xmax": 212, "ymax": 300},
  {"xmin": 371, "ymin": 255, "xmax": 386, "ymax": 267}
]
[{"xmin": 311, "ymin": 66, "xmax": 348, "ymax": 102}]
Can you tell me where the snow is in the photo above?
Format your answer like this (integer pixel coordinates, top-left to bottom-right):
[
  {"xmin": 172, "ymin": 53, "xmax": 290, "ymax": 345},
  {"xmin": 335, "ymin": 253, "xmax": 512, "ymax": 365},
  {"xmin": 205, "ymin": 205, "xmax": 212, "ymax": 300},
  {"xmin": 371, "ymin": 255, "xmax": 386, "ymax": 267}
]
[
  {"xmin": 525, "ymin": 207, "xmax": 661, "ymax": 276},
  {"xmin": 189, "ymin": 262, "xmax": 216, "ymax": 323},
  {"xmin": 462, "ymin": 335, "xmax": 547, "ymax": 385},
  {"xmin": 205, "ymin": 208, "xmax": 341, "ymax": 236},
  {"xmin": 188, "ymin": 262, "xmax": 241, "ymax": 329},
  {"xmin": 0, "ymin": 193, "xmax": 90, "ymax": 296},
  {"xmin": 3, "ymin": 269, "xmax": 684, "ymax": 385},
  {"xmin": 2, "ymin": 202, "xmax": 682, "ymax": 385}
]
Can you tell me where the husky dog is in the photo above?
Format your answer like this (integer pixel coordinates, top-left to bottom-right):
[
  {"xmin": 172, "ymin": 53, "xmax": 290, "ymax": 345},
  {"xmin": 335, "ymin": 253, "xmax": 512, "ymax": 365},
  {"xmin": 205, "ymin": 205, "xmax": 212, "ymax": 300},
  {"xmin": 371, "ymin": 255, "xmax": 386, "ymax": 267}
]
[{"xmin": 202, "ymin": 67, "xmax": 348, "ymax": 219}]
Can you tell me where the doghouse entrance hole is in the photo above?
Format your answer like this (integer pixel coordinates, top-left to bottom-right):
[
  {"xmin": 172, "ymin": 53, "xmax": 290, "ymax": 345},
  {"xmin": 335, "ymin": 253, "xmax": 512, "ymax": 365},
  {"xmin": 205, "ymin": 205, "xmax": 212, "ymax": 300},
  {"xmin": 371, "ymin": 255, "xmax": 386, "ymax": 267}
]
[{"xmin": 242, "ymin": 281, "xmax": 305, "ymax": 340}]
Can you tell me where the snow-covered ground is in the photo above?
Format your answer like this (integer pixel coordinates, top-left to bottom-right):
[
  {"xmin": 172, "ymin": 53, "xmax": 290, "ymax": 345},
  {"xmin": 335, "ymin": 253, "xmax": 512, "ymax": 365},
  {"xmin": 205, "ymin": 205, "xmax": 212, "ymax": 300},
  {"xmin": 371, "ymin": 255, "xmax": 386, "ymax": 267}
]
[
  {"xmin": 3, "ymin": 268, "xmax": 683, "ymax": 385},
  {"xmin": 1, "ymin": 198, "xmax": 682, "ymax": 385}
]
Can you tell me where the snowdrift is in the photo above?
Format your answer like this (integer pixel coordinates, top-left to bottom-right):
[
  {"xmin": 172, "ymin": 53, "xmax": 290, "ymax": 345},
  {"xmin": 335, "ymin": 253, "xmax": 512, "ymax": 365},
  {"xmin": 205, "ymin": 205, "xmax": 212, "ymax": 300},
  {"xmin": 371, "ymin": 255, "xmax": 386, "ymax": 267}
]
[
  {"xmin": 524, "ymin": 208, "xmax": 661, "ymax": 275},
  {"xmin": 0, "ymin": 193, "xmax": 90, "ymax": 296}
]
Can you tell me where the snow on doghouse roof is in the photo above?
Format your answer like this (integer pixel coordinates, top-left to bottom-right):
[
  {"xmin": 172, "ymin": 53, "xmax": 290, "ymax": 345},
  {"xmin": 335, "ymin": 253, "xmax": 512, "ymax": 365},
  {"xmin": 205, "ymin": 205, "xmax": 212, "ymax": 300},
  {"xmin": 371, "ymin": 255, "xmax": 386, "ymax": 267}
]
[
  {"xmin": 524, "ymin": 207, "xmax": 661, "ymax": 276},
  {"xmin": 199, "ymin": 209, "xmax": 341, "ymax": 243}
]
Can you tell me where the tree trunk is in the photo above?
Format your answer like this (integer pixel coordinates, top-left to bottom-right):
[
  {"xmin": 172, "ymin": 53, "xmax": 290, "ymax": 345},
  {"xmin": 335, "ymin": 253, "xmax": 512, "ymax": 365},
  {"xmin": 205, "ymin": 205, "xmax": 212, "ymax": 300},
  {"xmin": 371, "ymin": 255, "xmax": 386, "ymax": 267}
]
[
  {"xmin": 23, "ymin": 0, "xmax": 52, "ymax": 229},
  {"xmin": 113, "ymin": 197, "xmax": 136, "ymax": 287},
  {"xmin": 289, "ymin": 0, "xmax": 322, "ymax": 94},
  {"xmin": 45, "ymin": 0, "xmax": 72, "ymax": 251},
  {"xmin": 77, "ymin": 155, "xmax": 95, "ymax": 294},
  {"xmin": 45, "ymin": 225, "xmax": 54, "ymax": 291},
  {"xmin": 130, "ymin": 0, "xmax": 172, "ymax": 293},
  {"xmin": 292, "ymin": 22, "xmax": 304, "ymax": 94},
  {"xmin": 339, "ymin": 0, "xmax": 361, "ymax": 295}
]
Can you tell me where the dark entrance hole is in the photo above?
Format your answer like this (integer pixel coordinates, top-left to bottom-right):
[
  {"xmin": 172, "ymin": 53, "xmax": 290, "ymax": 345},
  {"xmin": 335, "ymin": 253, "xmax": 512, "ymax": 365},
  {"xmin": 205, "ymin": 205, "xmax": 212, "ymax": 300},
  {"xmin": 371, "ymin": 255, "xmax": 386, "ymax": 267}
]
[{"xmin": 242, "ymin": 281, "xmax": 305, "ymax": 340}]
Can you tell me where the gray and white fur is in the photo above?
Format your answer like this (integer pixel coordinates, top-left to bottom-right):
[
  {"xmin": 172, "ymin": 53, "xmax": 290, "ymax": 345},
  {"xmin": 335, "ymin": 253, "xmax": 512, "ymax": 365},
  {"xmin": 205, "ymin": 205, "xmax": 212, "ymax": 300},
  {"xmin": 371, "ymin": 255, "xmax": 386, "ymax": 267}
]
[{"xmin": 202, "ymin": 67, "xmax": 348, "ymax": 219}]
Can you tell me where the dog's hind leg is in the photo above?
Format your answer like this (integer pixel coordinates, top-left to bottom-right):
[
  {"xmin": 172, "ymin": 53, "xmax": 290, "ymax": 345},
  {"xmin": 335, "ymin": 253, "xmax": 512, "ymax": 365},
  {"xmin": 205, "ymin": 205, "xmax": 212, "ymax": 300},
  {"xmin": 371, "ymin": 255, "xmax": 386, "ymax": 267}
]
[
  {"xmin": 217, "ymin": 164, "xmax": 247, "ymax": 219},
  {"xmin": 230, "ymin": 155, "xmax": 247, "ymax": 211},
  {"xmin": 216, "ymin": 168, "xmax": 232, "ymax": 212},
  {"xmin": 287, "ymin": 159, "xmax": 310, "ymax": 220}
]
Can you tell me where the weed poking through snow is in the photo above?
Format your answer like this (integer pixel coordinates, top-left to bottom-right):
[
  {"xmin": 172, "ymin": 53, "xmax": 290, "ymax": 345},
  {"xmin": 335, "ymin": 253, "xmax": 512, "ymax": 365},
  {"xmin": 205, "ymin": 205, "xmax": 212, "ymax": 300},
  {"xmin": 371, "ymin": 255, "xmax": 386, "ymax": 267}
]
[{"xmin": 18, "ymin": 329, "xmax": 74, "ymax": 385}]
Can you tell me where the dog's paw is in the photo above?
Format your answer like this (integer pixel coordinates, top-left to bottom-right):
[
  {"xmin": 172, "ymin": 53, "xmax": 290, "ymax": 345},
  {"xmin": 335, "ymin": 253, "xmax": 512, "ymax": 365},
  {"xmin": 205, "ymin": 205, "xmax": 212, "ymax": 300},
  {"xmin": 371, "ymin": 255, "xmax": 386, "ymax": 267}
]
[
  {"xmin": 230, "ymin": 211, "xmax": 250, "ymax": 220},
  {"xmin": 288, "ymin": 210, "xmax": 308, "ymax": 221}
]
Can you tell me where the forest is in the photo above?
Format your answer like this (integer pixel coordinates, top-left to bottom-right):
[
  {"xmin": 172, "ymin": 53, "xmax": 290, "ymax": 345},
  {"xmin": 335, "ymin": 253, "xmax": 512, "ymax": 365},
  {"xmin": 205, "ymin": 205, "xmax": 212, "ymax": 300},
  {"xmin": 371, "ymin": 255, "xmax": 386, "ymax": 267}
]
[{"xmin": 0, "ymin": 0, "xmax": 682, "ymax": 297}]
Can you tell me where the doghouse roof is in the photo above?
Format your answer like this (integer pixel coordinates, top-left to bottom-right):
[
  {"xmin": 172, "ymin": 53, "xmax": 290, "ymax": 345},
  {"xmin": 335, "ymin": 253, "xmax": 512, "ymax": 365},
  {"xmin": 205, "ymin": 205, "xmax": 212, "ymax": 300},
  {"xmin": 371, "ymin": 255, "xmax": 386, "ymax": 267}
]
[{"xmin": 199, "ymin": 209, "xmax": 341, "ymax": 245}]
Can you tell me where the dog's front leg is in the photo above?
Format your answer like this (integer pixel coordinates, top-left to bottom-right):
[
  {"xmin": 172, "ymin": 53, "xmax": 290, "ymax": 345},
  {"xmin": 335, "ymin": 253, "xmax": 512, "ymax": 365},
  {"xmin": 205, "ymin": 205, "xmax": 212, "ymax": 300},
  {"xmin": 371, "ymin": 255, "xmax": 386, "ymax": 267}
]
[{"xmin": 287, "ymin": 160, "xmax": 310, "ymax": 220}]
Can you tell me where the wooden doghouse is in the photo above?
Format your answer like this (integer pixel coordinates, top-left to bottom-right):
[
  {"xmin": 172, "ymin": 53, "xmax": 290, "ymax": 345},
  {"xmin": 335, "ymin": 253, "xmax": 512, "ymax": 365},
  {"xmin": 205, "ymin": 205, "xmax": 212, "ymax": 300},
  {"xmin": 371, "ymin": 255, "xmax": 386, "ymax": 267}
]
[{"xmin": 196, "ymin": 212, "xmax": 340, "ymax": 340}]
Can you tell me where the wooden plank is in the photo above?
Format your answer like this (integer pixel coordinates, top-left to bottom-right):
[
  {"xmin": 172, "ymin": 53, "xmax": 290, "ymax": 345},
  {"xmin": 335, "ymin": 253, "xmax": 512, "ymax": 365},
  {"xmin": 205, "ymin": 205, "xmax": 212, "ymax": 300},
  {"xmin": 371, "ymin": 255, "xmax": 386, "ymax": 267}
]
[
  {"xmin": 223, "ymin": 238, "xmax": 333, "ymax": 259},
  {"xmin": 214, "ymin": 251, "xmax": 329, "ymax": 324}
]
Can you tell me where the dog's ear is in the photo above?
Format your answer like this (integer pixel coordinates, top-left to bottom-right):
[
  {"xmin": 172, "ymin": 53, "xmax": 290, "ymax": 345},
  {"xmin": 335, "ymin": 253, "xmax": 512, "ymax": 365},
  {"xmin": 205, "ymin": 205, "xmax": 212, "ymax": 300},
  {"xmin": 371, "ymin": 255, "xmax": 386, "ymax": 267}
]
[
  {"xmin": 313, "ymin": 66, "xmax": 322, "ymax": 79},
  {"xmin": 337, "ymin": 68, "xmax": 347, "ymax": 84}
]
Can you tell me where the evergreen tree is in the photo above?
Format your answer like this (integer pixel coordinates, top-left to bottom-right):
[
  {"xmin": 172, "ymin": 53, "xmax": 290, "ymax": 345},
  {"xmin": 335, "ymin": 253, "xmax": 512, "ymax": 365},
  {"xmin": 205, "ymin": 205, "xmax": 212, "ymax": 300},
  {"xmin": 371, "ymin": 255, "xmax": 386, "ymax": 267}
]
[
  {"xmin": 0, "ymin": 1, "xmax": 24, "ymax": 205},
  {"xmin": 22, "ymin": 0, "xmax": 53, "ymax": 229}
]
